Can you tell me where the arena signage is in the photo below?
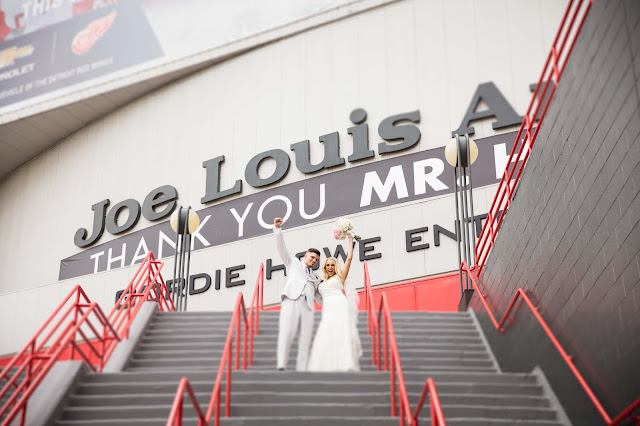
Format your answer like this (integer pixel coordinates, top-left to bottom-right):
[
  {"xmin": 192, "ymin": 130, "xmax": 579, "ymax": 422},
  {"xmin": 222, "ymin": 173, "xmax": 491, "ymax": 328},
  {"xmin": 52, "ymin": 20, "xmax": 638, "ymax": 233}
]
[
  {"xmin": 73, "ymin": 81, "xmax": 527, "ymax": 249},
  {"xmin": 60, "ymin": 130, "xmax": 522, "ymax": 281}
]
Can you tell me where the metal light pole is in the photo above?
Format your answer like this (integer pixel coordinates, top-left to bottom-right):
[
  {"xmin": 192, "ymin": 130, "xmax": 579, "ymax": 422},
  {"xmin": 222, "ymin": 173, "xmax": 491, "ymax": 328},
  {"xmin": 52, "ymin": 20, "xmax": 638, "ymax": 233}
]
[
  {"xmin": 445, "ymin": 134, "xmax": 478, "ymax": 297},
  {"xmin": 170, "ymin": 206, "xmax": 200, "ymax": 311}
]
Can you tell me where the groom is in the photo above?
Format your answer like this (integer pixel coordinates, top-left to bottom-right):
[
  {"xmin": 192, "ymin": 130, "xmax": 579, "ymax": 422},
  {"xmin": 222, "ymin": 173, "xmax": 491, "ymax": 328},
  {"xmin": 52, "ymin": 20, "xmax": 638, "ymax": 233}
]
[{"xmin": 273, "ymin": 217, "xmax": 322, "ymax": 371}]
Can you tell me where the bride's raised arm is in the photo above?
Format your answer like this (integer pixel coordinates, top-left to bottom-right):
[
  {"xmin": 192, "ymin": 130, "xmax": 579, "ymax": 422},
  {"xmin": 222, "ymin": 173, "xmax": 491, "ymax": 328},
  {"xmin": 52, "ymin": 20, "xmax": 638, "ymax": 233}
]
[{"xmin": 340, "ymin": 234, "xmax": 355, "ymax": 282}]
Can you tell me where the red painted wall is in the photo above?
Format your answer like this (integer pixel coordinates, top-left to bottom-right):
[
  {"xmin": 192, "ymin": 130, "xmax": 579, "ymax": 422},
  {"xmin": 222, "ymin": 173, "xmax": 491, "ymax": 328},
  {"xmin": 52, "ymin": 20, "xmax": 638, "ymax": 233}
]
[
  {"xmin": 262, "ymin": 272, "xmax": 461, "ymax": 312},
  {"xmin": 360, "ymin": 272, "xmax": 460, "ymax": 311}
]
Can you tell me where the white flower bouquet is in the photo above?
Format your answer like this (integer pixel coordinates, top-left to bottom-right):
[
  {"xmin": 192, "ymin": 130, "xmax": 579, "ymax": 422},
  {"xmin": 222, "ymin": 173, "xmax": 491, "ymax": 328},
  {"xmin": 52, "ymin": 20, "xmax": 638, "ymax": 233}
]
[{"xmin": 332, "ymin": 218, "xmax": 361, "ymax": 241}]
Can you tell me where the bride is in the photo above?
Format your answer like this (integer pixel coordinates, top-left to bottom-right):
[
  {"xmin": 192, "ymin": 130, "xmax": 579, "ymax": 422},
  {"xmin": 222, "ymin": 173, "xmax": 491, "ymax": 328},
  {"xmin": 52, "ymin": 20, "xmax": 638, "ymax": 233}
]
[{"xmin": 308, "ymin": 233, "xmax": 362, "ymax": 372}]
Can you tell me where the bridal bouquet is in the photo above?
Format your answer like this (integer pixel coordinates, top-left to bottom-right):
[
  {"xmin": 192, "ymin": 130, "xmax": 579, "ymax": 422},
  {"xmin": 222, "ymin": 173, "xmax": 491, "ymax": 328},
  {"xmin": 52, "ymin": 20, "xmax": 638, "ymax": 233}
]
[{"xmin": 333, "ymin": 218, "xmax": 361, "ymax": 241}]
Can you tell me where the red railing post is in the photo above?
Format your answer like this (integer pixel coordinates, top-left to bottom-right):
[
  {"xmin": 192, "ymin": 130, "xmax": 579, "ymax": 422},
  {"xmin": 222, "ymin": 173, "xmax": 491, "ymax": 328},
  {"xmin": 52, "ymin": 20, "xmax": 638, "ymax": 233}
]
[
  {"xmin": 201, "ymin": 285, "xmax": 255, "ymax": 426},
  {"xmin": 165, "ymin": 377, "xmax": 207, "ymax": 426},
  {"xmin": 390, "ymin": 351, "xmax": 396, "ymax": 417},
  {"xmin": 384, "ymin": 320, "xmax": 389, "ymax": 371},
  {"xmin": 235, "ymin": 309, "xmax": 240, "ymax": 371},
  {"xmin": 225, "ymin": 335, "xmax": 232, "ymax": 417},
  {"xmin": 243, "ymin": 316, "xmax": 248, "ymax": 371}
]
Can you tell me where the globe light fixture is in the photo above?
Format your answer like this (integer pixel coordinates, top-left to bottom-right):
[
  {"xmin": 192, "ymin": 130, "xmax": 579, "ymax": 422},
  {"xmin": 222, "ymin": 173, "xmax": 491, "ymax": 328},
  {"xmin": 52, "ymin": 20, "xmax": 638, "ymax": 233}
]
[
  {"xmin": 445, "ymin": 136, "xmax": 478, "ymax": 167},
  {"xmin": 170, "ymin": 206, "xmax": 200, "ymax": 311},
  {"xmin": 446, "ymin": 134, "xmax": 478, "ymax": 302},
  {"xmin": 170, "ymin": 207, "xmax": 200, "ymax": 234}
]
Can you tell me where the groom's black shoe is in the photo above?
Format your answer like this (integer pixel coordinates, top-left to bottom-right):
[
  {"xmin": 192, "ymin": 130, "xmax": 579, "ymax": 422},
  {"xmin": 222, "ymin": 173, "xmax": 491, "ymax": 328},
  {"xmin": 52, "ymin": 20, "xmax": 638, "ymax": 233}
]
[{"xmin": 277, "ymin": 367, "xmax": 285, "ymax": 371}]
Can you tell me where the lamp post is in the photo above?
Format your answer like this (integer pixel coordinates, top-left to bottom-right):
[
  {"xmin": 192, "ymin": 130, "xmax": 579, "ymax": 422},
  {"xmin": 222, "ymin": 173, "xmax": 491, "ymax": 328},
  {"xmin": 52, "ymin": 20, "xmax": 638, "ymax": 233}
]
[
  {"xmin": 445, "ymin": 134, "xmax": 478, "ymax": 298},
  {"xmin": 170, "ymin": 206, "xmax": 200, "ymax": 311}
]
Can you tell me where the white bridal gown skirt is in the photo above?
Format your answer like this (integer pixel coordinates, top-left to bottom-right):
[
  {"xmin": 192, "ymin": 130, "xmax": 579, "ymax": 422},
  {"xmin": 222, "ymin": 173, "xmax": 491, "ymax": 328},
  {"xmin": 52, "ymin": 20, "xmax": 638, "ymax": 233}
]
[{"xmin": 307, "ymin": 294, "xmax": 361, "ymax": 372}]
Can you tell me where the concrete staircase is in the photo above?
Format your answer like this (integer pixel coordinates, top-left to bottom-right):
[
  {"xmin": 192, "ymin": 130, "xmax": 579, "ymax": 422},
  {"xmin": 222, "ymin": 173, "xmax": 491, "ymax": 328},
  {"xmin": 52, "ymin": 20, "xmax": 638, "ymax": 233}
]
[{"xmin": 51, "ymin": 310, "xmax": 569, "ymax": 425}]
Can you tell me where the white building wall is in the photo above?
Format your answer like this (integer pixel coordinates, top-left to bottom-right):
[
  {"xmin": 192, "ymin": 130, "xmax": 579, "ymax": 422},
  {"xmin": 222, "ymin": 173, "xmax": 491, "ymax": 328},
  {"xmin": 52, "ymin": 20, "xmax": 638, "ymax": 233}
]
[{"xmin": 0, "ymin": 0, "xmax": 566, "ymax": 355}]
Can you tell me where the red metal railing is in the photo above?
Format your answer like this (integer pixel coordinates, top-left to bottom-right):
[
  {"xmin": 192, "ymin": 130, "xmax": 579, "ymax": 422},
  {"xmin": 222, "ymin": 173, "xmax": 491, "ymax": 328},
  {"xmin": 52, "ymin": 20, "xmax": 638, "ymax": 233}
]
[
  {"xmin": 378, "ymin": 293, "xmax": 415, "ymax": 426},
  {"xmin": 412, "ymin": 378, "xmax": 447, "ymax": 426},
  {"xmin": 364, "ymin": 262, "xmax": 446, "ymax": 426},
  {"xmin": 363, "ymin": 262, "xmax": 381, "ymax": 368},
  {"xmin": 107, "ymin": 251, "xmax": 176, "ymax": 342},
  {"xmin": 205, "ymin": 292, "xmax": 249, "ymax": 426},
  {"xmin": 0, "ymin": 251, "xmax": 174, "ymax": 426},
  {"xmin": 0, "ymin": 287, "xmax": 118, "ymax": 426},
  {"xmin": 475, "ymin": 0, "xmax": 594, "ymax": 277},
  {"xmin": 166, "ymin": 377, "xmax": 207, "ymax": 426},
  {"xmin": 247, "ymin": 263, "xmax": 264, "ymax": 366},
  {"xmin": 166, "ymin": 263, "xmax": 264, "ymax": 426},
  {"xmin": 460, "ymin": 261, "xmax": 640, "ymax": 425}
]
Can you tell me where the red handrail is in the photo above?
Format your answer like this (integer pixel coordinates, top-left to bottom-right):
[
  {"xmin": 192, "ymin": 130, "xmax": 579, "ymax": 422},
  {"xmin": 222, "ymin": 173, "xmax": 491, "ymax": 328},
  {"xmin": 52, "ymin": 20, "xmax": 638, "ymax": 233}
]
[
  {"xmin": 0, "ymin": 287, "xmax": 118, "ymax": 426},
  {"xmin": 460, "ymin": 261, "xmax": 640, "ymax": 425},
  {"xmin": 108, "ymin": 252, "xmax": 176, "ymax": 335},
  {"xmin": 475, "ymin": 0, "xmax": 593, "ymax": 277},
  {"xmin": 205, "ymin": 292, "xmax": 248, "ymax": 426},
  {"xmin": 0, "ymin": 251, "xmax": 174, "ymax": 426},
  {"xmin": 166, "ymin": 263, "xmax": 264, "ymax": 426},
  {"xmin": 377, "ymin": 293, "xmax": 414, "ymax": 426},
  {"xmin": 364, "ymin": 262, "xmax": 446, "ymax": 426},
  {"xmin": 166, "ymin": 377, "xmax": 207, "ymax": 426},
  {"xmin": 412, "ymin": 378, "xmax": 447, "ymax": 426},
  {"xmin": 363, "ymin": 262, "xmax": 381, "ymax": 368},
  {"xmin": 247, "ymin": 263, "xmax": 264, "ymax": 365}
]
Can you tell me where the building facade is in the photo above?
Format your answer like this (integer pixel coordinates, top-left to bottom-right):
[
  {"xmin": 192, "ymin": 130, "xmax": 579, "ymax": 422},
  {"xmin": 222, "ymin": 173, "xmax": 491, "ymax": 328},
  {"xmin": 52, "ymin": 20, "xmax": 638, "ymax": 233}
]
[{"xmin": 0, "ymin": 0, "xmax": 566, "ymax": 359}]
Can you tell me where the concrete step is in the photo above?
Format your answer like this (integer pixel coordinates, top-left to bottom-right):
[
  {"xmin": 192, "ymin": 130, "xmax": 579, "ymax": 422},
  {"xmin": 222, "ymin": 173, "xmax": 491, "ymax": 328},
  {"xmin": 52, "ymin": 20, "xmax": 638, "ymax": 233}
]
[
  {"xmin": 74, "ymin": 379, "xmax": 543, "ymax": 397},
  {"xmin": 127, "ymin": 360, "xmax": 498, "ymax": 377},
  {"xmin": 128, "ymin": 350, "xmax": 491, "ymax": 365},
  {"xmin": 151, "ymin": 311, "xmax": 472, "ymax": 319},
  {"xmin": 142, "ymin": 326, "xmax": 479, "ymax": 337},
  {"xmin": 149, "ymin": 316, "xmax": 475, "ymax": 327},
  {"xmin": 55, "ymin": 416, "xmax": 563, "ymax": 426},
  {"xmin": 133, "ymin": 340, "xmax": 488, "ymax": 353},
  {"xmin": 130, "ymin": 347, "xmax": 490, "ymax": 361},
  {"xmin": 139, "ymin": 334, "xmax": 484, "ymax": 345},
  {"xmin": 59, "ymin": 403, "xmax": 391, "ymax": 420},
  {"xmin": 147, "ymin": 317, "xmax": 474, "ymax": 326},
  {"xmin": 241, "ymin": 356, "xmax": 493, "ymax": 369},
  {"xmin": 55, "ymin": 417, "xmax": 399, "ymax": 426},
  {"xmin": 80, "ymin": 370, "xmax": 537, "ymax": 385},
  {"xmin": 60, "ymin": 401, "xmax": 559, "ymax": 420},
  {"xmin": 67, "ymin": 391, "xmax": 550, "ymax": 408}
]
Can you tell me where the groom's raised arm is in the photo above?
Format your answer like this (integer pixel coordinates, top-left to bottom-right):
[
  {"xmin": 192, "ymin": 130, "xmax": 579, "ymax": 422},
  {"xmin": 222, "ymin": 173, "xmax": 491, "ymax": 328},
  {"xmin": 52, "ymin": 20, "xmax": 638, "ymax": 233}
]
[{"xmin": 273, "ymin": 217, "xmax": 291, "ymax": 268}]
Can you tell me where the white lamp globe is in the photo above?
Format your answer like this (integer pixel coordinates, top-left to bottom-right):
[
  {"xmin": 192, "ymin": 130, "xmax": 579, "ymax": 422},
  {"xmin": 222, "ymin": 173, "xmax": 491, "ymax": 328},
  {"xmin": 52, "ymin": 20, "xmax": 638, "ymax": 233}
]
[
  {"xmin": 170, "ymin": 208, "xmax": 201, "ymax": 234},
  {"xmin": 445, "ymin": 136, "xmax": 478, "ymax": 167}
]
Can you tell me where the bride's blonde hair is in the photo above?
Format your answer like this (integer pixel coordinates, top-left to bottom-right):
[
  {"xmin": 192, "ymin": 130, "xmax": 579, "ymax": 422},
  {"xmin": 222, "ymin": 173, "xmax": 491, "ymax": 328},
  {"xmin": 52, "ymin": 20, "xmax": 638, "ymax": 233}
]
[{"xmin": 322, "ymin": 257, "xmax": 344, "ymax": 282}]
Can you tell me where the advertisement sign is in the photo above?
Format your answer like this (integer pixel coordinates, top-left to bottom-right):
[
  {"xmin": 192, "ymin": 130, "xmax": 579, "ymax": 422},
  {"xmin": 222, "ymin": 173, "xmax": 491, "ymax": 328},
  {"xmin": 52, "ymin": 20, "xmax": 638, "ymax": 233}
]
[
  {"xmin": 0, "ymin": 2, "xmax": 162, "ymax": 107},
  {"xmin": 0, "ymin": 0, "xmax": 353, "ymax": 110}
]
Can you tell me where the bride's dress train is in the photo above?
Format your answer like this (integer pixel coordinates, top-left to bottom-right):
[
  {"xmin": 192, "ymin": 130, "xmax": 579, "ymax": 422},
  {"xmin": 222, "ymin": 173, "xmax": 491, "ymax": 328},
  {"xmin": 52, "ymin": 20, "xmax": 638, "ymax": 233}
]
[{"xmin": 307, "ymin": 276, "xmax": 361, "ymax": 372}]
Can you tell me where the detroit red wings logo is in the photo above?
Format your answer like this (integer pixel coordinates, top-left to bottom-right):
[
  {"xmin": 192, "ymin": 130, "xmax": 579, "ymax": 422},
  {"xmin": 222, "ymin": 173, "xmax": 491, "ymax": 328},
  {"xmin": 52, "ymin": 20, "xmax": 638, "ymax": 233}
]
[{"xmin": 72, "ymin": 10, "xmax": 117, "ymax": 55}]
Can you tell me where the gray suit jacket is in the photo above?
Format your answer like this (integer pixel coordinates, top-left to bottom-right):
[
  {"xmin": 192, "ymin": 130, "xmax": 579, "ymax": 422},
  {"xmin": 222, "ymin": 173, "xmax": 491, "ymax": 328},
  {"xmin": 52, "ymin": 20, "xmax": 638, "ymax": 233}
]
[{"xmin": 273, "ymin": 228, "xmax": 322, "ymax": 310}]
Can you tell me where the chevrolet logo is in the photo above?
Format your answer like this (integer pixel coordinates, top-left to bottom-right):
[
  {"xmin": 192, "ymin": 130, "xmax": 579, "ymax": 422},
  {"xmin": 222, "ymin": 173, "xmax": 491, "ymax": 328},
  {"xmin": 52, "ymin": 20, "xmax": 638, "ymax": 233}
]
[{"xmin": 0, "ymin": 45, "xmax": 34, "ymax": 69}]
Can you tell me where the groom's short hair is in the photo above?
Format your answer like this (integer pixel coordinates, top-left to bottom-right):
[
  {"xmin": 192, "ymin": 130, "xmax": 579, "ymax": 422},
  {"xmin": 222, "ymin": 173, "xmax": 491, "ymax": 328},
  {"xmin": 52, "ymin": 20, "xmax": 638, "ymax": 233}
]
[{"xmin": 307, "ymin": 248, "xmax": 320, "ymax": 257}]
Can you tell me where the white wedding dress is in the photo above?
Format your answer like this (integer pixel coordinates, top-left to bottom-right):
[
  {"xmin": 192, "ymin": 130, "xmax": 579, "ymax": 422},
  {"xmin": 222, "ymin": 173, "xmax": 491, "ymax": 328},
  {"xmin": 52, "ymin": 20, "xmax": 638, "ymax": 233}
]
[{"xmin": 307, "ymin": 276, "xmax": 362, "ymax": 372}]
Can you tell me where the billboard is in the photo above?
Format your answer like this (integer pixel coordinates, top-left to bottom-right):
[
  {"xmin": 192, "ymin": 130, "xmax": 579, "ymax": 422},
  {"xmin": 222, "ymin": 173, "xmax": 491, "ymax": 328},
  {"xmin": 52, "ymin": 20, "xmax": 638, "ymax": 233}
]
[{"xmin": 0, "ymin": 0, "xmax": 353, "ymax": 110}]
